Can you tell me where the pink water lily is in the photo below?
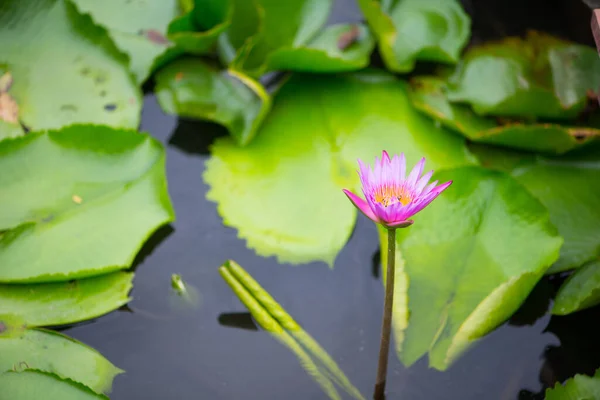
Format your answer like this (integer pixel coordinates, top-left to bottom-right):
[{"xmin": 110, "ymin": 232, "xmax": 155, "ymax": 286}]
[{"xmin": 343, "ymin": 151, "xmax": 452, "ymax": 229}]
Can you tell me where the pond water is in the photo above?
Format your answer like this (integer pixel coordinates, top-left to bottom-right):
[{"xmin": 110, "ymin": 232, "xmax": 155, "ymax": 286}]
[{"xmin": 61, "ymin": 1, "xmax": 600, "ymax": 399}]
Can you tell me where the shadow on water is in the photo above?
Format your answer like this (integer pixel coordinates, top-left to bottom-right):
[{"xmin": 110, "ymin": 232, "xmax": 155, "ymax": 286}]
[
  {"xmin": 218, "ymin": 312, "xmax": 259, "ymax": 331},
  {"xmin": 168, "ymin": 119, "xmax": 229, "ymax": 156}
]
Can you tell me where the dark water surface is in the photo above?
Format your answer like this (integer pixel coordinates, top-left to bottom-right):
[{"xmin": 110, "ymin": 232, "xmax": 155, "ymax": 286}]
[{"xmin": 64, "ymin": 1, "xmax": 600, "ymax": 399}]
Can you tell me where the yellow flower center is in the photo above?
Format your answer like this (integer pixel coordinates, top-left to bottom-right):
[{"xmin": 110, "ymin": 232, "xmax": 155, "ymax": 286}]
[{"xmin": 373, "ymin": 185, "xmax": 412, "ymax": 207}]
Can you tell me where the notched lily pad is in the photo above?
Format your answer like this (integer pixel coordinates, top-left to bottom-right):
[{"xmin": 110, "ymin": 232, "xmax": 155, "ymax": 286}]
[
  {"xmin": 552, "ymin": 259, "xmax": 600, "ymax": 315},
  {"xmin": 381, "ymin": 166, "xmax": 562, "ymax": 370},
  {"xmin": 0, "ymin": 125, "xmax": 175, "ymax": 282},
  {"xmin": 358, "ymin": 0, "xmax": 470, "ymax": 73},
  {"xmin": 0, "ymin": 0, "xmax": 141, "ymax": 130},
  {"xmin": 0, "ymin": 316, "xmax": 122, "ymax": 394},
  {"xmin": 167, "ymin": 0, "xmax": 232, "ymax": 55},
  {"xmin": 0, "ymin": 369, "xmax": 109, "ymax": 400},
  {"xmin": 229, "ymin": 0, "xmax": 333, "ymax": 78},
  {"xmin": 409, "ymin": 76, "xmax": 600, "ymax": 154},
  {"xmin": 0, "ymin": 272, "xmax": 133, "ymax": 326},
  {"xmin": 545, "ymin": 368, "xmax": 600, "ymax": 399},
  {"xmin": 70, "ymin": 0, "xmax": 180, "ymax": 83},
  {"xmin": 264, "ymin": 23, "xmax": 375, "ymax": 73},
  {"xmin": 204, "ymin": 71, "xmax": 474, "ymax": 265},
  {"xmin": 155, "ymin": 57, "xmax": 271, "ymax": 146},
  {"xmin": 446, "ymin": 31, "xmax": 600, "ymax": 120}
]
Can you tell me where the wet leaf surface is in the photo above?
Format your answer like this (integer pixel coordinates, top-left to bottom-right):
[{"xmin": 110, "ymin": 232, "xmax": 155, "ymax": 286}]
[
  {"xmin": 155, "ymin": 58, "xmax": 271, "ymax": 145},
  {"xmin": 204, "ymin": 71, "xmax": 475, "ymax": 265},
  {"xmin": 70, "ymin": 0, "xmax": 180, "ymax": 83},
  {"xmin": 0, "ymin": 0, "xmax": 141, "ymax": 130},
  {"xmin": 0, "ymin": 272, "xmax": 133, "ymax": 327},
  {"xmin": 0, "ymin": 125, "xmax": 174, "ymax": 282},
  {"xmin": 0, "ymin": 369, "xmax": 108, "ymax": 400},
  {"xmin": 553, "ymin": 259, "xmax": 600, "ymax": 315},
  {"xmin": 0, "ymin": 315, "xmax": 122, "ymax": 394},
  {"xmin": 545, "ymin": 368, "xmax": 600, "ymax": 399},
  {"xmin": 380, "ymin": 166, "xmax": 562, "ymax": 370},
  {"xmin": 358, "ymin": 0, "xmax": 470, "ymax": 73}
]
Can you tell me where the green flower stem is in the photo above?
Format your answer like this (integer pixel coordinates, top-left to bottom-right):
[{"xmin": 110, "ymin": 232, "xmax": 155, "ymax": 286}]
[{"xmin": 374, "ymin": 228, "xmax": 396, "ymax": 400}]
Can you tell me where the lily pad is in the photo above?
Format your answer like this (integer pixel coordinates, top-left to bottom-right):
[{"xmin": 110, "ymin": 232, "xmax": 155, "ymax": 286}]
[
  {"xmin": 409, "ymin": 76, "xmax": 600, "ymax": 154},
  {"xmin": 380, "ymin": 166, "xmax": 562, "ymax": 370},
  {"xmin": 167, "ymin": 0, "xmax": 231, "ymax": 55},
  {"xmin": 230, "ymin": 0, "xmax": 333, "ymax": 78},
  {"xmin": 0, "ymin": 315, "xmax": 122, "ymax": 394},
  {"xmin": 0, "ymin": 370, "xmax": 108, "ymax": 400},
  {"xmin": 545, "ymin": 369, "xmax": 600, "ymax": 399},
  {"xmin": 264, "ymin": 23, "xmax": 375, "ymax": 73},
  {"xmin": 446, "ymin": 31, "xmax": 600, "ymax": 119},
  {"xmin": 0, "ymin": 125, "xmax": 175, "ymax": 283},
  {"xmin": 0, "ymin": 0, "xmax": 141, "ymax": 130},
  {"xmin": 70, "ymin": 0, "xmax": 180, "ymax": 83},
  {"xmin": 513, "ymin": 163, "xmax": 600, "ymax": 273},
  {"xmin": 204, "ymin": 71, "xmax": 475, "ymax": 265},
  {"xmin": 552, "ymin": 259, "xmax": 600, "ymax": 315},
  {"xmin": 0, "ymin": 120, "xmax": 23, "ymax": 140},
  {"xmin": 0, "ymin": 272, "xmax": 133, "ymax": 326},
  {"xmin": 155, "ymin": 58, "xmax": 271, "ymax": 146},
  {"xmin": 358, "ymin": 0, "xmax": 470, "ymax": 73}
]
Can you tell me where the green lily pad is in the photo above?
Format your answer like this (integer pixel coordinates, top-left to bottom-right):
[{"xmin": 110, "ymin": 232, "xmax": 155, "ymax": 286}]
[
  {"xmin": 0, "ymin": 120, "xmax": 23, "ymax": 140},
  {"xmin": 204, "ymin": 71, "xmax": 475, "ymax": 265},
  {"xmin": 468, "ymin": 143, "xmax": 600, "ymax": 274},
  {"xmin": 216, "ymin": 0, "xmax": 261, "ymax": 65},
  {"xmin": 545, "ymin": 369, "xmax": 600, "ymax": 399},
  {"xmin": 0, "ymin": 315, "xmax": 122, "ymax": 394},
  {"xmin": 358, "ymin": 0, "xmax": 470, "ymax": 73},
  {"xmin": 446, "ymin": 32, "xmax": 600, "ymax": 119},
  {"xmin": 230, "ymin": 0, "xmax": 333, "ymax": 78},
  {"xmin": 167, "ymin": 0, "xmax": 232, "ymax": 55},
  {"xmin": 380, "ymin": 166, "xmax": 562, "ymax": 370},
  {"xmin": 265, "ymin": 24, "xmax": 375, "ymax": 73},
  {"xmin": 0, "ymin": 370, "xmax": 108, "ymax": 400},
  {"xmin": 552, "ymin": 259, "xmax": 600, "ymax": 315},
  {"xmin": 0, "ymin": 0, "xmax": 141, "ymax": 130},
  {"xmin": 513, "ymin": 163, "xmax": 600, "ymax": 273},
  {"xmin": 0, "ymin": 125, "xmax": 175, "ymax": 283},
  {"xmin": 154, "ymin": 58, "xmax": 271, "ymax": 146},
  {"xmin": 0, "ymin": 272, "xmax": 133, "ymax": 326},
  {"xmin": 409, "ymin": 76, "xmax": 600, "ymax": 154},
  {"xmin": 70, "ymin": 0, "xmax": 180, "ymax": 83}
]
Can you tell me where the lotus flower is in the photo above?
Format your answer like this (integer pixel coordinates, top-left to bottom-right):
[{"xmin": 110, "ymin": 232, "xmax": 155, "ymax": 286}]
[{"xmin": 343, "ymin": 151, "xmax": 452, "ymax": 229}]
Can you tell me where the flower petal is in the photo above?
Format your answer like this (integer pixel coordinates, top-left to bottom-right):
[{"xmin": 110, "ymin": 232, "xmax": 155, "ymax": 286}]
[
  {"xmin": 409, "ymin": 180, "xmax": 453, "ymax": 216},
  {"xmin": 406, "ymin": 157, "xmax": 426, "ymax": 188},
  {"xmin": 414, "ymin": 170, "xmax": 433, "ymax": 195},
  {"xmin": 399, "ymin": 153, "xmax": 406, "ymax": 181},
  {"xmin": 343, "ymin": 189, "xmax": 378, "ymax": 223},
  {"xmin": 387, "ymin": 219, "xmax": 414, "ymax": 229},
  {"xmin": 382, "ymin": 150, "xmax": 391, "ymax": 164}
]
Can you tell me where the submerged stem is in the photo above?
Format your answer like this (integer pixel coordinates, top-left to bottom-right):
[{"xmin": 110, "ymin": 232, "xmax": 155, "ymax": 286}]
[{"xmin": 374, "ymin": 228, "xmax": 396, "ymax": 400}]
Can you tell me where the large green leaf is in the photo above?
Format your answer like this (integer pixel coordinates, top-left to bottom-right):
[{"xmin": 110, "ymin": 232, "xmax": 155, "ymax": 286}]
[
  {"xmin": 545, "ymin": 369, "xmax": 600, "ymax": 399},
  {"xmin": 0, "ymin": 315, "xmax": 122, "ymax": 394},
  {"xmin": 0, "ymin": 0, "xmax": 141, "ymax": 130},
  {"xmin": 155, "ymin": 58, "xmax": 271, "ymax": 146},
  {"xmin": 230, "ymin": 0, "xmax": 333, "ymax": 77},
  {"xmin": 358, "ymin": 0, "xmax": 470, "ymax": 73},
  {"xmin": 0, "ymin": 272, "xmax": 133, "ymax": 326},
  {"xmin": 264, "ymin": 23, "xmax": 375, "ymax": 73},
  {"xmin": 167, "ymin": 0, "xmax": 231, "ymax": 55},
  {"xmin": 553, "ymin": 260, "xmax": 600, "ymax": 315},
  {"xmin": 408, "ymin": 76, "xmax": 600, "ymax": 154},
  {"xmin": 513, "ymin": 162, "xmax": 600, "ymax": 273},
  {"xmin": 204, "ymin": 71, "xmax": 475, "ymax": 265},
  {"xmin": 70, "ymin": 0, "xmax": 180, "ymax": 83},
  {"xmin": 0, "ymin": 125, "xmax": 175, "ymax": 283},
  {"xmin": 0, "ymin": 120, "xmax": 23, "ymax": 140},
  {"xmin": 379, "ymin": 166, "xmax": 562, "ymax": 370},
  {"xmin": 219, "ymin": 260, "xmax": 365, "ymax": 400},
  {"xmin": 446, "ymin": 32, "xmax": 600, "ymax": 119},
  {"xmin": 0, "ymin": 370, "xmax": 108, "ymax": 400}
]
